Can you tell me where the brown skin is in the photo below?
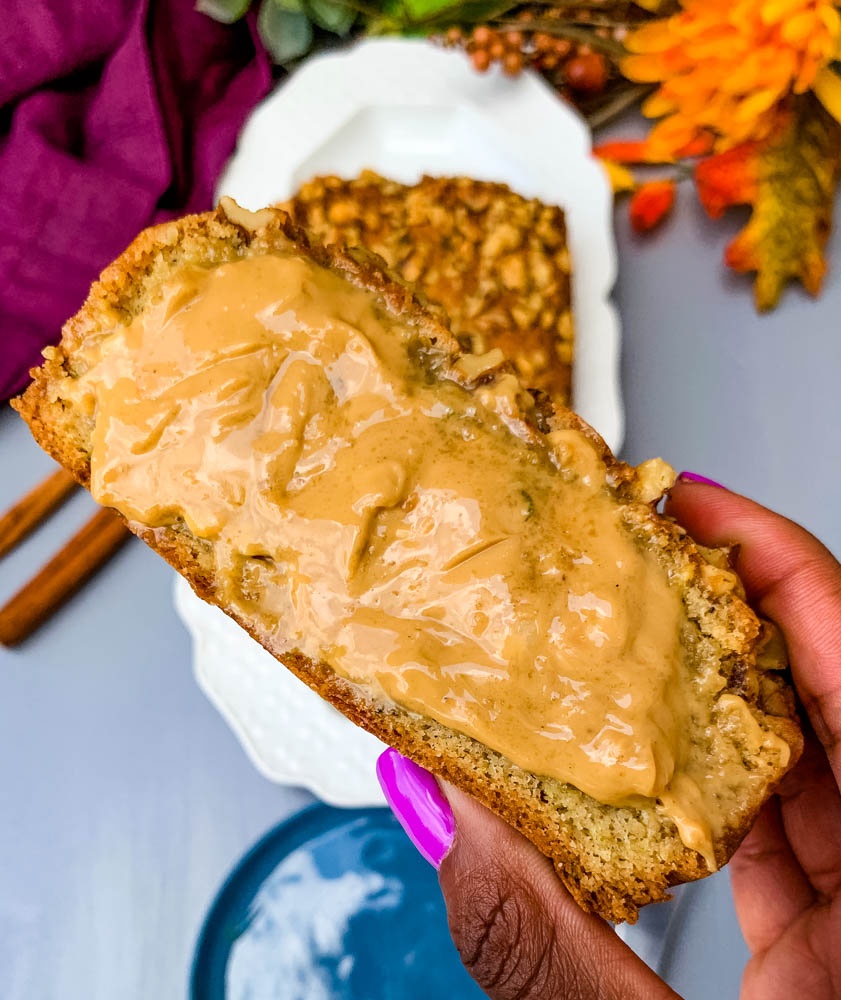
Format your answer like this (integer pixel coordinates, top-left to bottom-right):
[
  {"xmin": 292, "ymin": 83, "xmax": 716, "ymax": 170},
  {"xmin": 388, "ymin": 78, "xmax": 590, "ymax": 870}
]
[
  {"xmin": 438, "ymin": 480, "xmax": 841, "ymax": 999},
  {"xmin": 439, "ymin": 781, "xmax": 679, "ymax": 999}
]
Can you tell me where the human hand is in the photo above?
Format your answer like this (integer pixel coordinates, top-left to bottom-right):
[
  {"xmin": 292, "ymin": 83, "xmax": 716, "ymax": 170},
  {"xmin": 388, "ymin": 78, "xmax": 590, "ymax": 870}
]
[
  {"xmin": 376, "ymin": 475, "xmax": 841, "ymax": 999},
  {"xmin": 668, "ymin": 477, "xmax": 841, "ymax": 1000}
]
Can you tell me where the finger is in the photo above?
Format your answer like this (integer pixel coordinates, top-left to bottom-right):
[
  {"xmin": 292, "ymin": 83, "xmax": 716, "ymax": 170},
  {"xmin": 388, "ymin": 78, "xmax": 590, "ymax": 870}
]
[
  {"xmin": 438, "ymin": 782, "xmax": 680, "ymax": 1000},
  {"xmin": 729, "ymin": 794, "xmax": 815, "ymax": 956},
  {"xmin": 666, "ymin": 479, "xmax": 841, "ymax": 781},
  {"xmin": 776, "ymin": 733, "xmax": 841, "ymax": 898}
]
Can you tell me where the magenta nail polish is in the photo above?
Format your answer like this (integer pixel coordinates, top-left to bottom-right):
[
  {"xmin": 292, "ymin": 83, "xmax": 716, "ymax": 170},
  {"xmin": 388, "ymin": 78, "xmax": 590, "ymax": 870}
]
[
  {"xmin": 678, "ymin": 471, "xmax": 725, "ymax": 489},
  {"xmin": 376, "ymin": 748, "xmax": 455, "ymax": 869}
]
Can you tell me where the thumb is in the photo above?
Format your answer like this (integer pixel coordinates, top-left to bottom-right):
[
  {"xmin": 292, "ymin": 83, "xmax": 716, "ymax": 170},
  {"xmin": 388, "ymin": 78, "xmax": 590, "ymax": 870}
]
[{"xmin": 438, "ymin": 781, "xmax": 680, "ymax": 1000}]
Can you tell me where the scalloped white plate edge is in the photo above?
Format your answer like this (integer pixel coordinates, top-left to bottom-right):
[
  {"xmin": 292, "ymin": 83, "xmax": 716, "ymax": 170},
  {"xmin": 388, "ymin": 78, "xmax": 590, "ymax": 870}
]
[{"xmin": 175, "ymin": 576, "xmax": 387, "ymax": 807}]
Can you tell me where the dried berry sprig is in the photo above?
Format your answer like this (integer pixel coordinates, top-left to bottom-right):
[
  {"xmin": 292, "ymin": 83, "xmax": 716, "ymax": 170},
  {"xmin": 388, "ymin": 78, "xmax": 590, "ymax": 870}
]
[{"xmin": 439, "ymin": 5, "xmax": 639, "ymax": 105}]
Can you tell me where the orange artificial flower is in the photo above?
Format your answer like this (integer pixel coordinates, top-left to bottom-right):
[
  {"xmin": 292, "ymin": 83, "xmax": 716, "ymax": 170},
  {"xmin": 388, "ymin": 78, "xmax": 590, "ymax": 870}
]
[
  {"xmin": 623, "ymin": 0, "xmax": 841, "ymax": 154},
  {"xmin": 594, "ymin": 134, "xmax": 714, "ymax": 164},
  {"xmin": 674, "ymin": 132, "xmax": 715, "ymax": 157},
  {"xmin": 593, "ymin": 140, "xmax": 667, "ymax": 162},
  {"xmin": 695, "ymin": 142, "xmax": 761, "ymax": 217},
  {"xmin": 629, "ymin": 180, "xmax": 676, "ymax": 231}
]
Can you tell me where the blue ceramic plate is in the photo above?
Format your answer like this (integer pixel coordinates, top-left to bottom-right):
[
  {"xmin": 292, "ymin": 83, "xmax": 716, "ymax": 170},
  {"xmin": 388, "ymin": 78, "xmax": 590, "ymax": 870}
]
[{"xmin": 191, "ymin": 803, "xmax": 487, "ymax": 999}]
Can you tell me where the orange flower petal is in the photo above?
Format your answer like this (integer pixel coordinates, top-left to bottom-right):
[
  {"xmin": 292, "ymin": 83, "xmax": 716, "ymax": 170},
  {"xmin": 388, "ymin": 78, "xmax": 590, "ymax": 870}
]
[
  {"xmin": 621, "ymin": 54, "xmax": 669, "ymax": 83},
  {"xmin": 736, "ymin": 88, "xmax": 781, "ymax": 122},
  {"xmin": 674, "ymin": 131, "xmax": 716, "ymax": 157},
  {"xmin": 761, "ymin": 0, "xmax": 808, "ymax": 26},
  {"xmin": 642, "ymin": 92, "xmax": 677, "ymax": 118},
  {"xmin": 718, "ymin": 57, "xmax": 762, "ymax": 95},
  {"xmin": 794, "ymin": 51, "xmax": 823, "ymax": 92},
  {"xmin": 820, "ymin": 4, "xmax": 841, "ymax": 39},
  {"xmin": 695, "ymin": 143, "xmax": 760, "ymax": 218},
  {"xmin": 624, "ymin": 21, "xmax": 678, "ymax": 54},
  {"xmin": 647, "ymin": 117, "xmax": 699, "ymax": 157},
  {"xmin": 593, "ymin": 140, "xmax": 669, "ymax": 163},
  {"xmin": 629, "ymin": 180, "xmax": 676, "ymax": 232},
  {"xmin": 684, "ymin": 34, "xmax": 745, "ymax": 60},
  {"xmin": 783, "ymin": 11, "xmax": 823, "ymax": 45}
]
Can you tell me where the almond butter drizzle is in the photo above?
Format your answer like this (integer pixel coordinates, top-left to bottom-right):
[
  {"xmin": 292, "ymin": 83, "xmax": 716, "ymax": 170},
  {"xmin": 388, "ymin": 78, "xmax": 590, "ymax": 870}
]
[{"xmin": 61, "ymin": 247, "xmax": 791, "ymax": 868}]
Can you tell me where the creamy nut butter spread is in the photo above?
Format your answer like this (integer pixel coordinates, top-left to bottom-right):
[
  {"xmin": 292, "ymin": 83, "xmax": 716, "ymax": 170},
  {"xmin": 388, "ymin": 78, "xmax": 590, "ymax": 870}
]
[{"xmin": 63, "ymin": 250, "xmax": 789, "ymax": 867}]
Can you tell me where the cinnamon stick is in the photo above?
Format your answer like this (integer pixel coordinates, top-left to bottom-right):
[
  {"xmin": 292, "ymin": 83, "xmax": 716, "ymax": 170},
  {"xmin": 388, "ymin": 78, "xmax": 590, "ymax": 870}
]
[
  {"xmin": 0, "ymin": 508, "xmax": 131, "ymax": 646},
  {"xmin": 0, "ymin": 467, "xmax": 78, "ymax": 559}
]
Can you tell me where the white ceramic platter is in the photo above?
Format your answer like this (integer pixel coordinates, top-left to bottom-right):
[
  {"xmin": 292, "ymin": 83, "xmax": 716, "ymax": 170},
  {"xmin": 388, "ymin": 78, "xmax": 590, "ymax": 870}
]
[{"xmin": 177, "ymin": 38, "xmax": 623, "ymax": 807}]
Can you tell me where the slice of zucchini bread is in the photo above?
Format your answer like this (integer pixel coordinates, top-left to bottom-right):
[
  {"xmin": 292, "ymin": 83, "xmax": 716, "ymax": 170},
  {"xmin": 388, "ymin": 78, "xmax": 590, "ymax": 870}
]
[{"xmin": 13, "ymin": 199, "xmax": 801, "ymax": 924}]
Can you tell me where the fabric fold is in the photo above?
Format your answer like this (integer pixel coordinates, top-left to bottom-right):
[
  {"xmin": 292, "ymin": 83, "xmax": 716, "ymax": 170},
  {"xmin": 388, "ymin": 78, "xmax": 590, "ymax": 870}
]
[{"xmin": 0, "ymin": 0, "xmax": 273, "ymax": 401}]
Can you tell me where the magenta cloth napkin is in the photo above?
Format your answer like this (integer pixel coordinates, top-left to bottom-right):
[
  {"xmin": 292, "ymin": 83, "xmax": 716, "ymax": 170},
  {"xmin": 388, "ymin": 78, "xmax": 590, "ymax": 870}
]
[{"xmin": 0, "ymin": 0, "xmax": 273, "ymax": 402}]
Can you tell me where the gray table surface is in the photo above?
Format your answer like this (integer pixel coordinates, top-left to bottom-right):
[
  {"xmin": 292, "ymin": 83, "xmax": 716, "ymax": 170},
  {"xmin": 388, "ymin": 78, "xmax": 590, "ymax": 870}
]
[{"xmin": 2, "ymin": 178, "xmax": 839, "ymax": 1000}]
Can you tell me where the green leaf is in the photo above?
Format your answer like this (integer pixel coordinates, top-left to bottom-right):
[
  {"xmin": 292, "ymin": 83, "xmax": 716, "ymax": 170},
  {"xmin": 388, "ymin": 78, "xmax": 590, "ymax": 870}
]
[
  {"xmin": 395, "ymin": 0, "xmax": 456, "ymax": 16},
  {"xmin": 272, "ymin": 0, "xmax": 306, "ymax": 13},
  {"xmin": 258, "ymin": 0, "xmax": 314, "ymax": 63},
  {"xmin": 195, "ymin": 0, "xmax": 252, "ymax": 23},
  {"xmin": 375, "ymin": 0, "xmax": 514, "ymax": 32},
  {"xmin": 305, "ymin": 0, "xmax": 356, "ymax": 35}
]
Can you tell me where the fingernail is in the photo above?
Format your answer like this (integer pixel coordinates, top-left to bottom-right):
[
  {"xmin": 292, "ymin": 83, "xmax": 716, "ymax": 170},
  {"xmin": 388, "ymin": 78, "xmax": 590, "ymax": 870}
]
[
  {"xmin": 376, "ymin": 748, "xmax": 455, "ymax": 869},
  {"xmin": 678, "ymin": 471, "xmax": 725, "ymax": 489}
]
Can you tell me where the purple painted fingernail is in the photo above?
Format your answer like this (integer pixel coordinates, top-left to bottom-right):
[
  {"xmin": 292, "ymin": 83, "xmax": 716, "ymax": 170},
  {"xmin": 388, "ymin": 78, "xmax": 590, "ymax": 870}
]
[
  {"xmin": 376, "ymin": 748, "xmax": 455, "ymax": 869},
  {"xmin": 678, "ymin": 471, "xmax": 725, "ymax": 489}
]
